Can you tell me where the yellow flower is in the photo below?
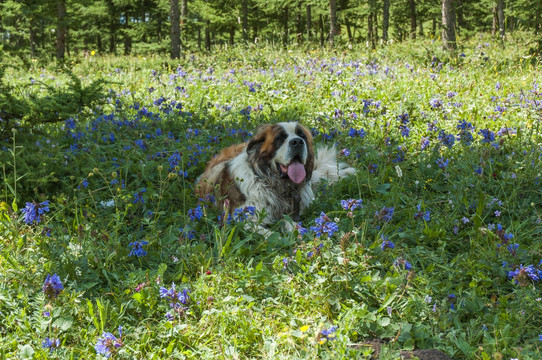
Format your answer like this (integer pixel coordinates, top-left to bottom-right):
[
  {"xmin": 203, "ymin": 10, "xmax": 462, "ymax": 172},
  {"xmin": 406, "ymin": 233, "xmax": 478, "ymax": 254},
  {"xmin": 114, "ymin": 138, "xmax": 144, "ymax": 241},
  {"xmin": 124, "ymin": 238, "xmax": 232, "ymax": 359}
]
[
  {"xmin": 300, "ymin": 325, "xmax": 309, "ymax": 332},
  {"xmin": 91, "ymin": 50, "xmax": 96, "ymax": 56}
]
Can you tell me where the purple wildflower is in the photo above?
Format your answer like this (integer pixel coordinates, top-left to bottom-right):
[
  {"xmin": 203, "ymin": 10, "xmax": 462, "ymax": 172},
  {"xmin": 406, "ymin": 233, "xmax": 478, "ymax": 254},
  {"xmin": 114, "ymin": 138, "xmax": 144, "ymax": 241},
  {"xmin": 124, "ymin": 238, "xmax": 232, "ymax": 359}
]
[
  {"xmin": 128, "ymin": 241, "xmax": 148, "ymax": 257},
  {"xmin": 375, "ymin": 206, "xmax": 394, "ymax": 222},
  {"xmin": 310, "ymin": 212, "xmax": 339, "ymax": 238},
  {"xmin": 21, "ymin": 200, "xmax": 50, "ymax": 225},
  {"xmin": 42, "ymin": 338, "xmax": 61, "ymax": 353},
  {"xmin": 95, "ymin": 326, "xmax": 123, "ymax": 358},
  {"xmin": 340, "ymin": 199, "xmax": 363, "ymax": 211},
  {"xmin": 43, "ymin": 273, "xmax": 64, "ymax": 301}
]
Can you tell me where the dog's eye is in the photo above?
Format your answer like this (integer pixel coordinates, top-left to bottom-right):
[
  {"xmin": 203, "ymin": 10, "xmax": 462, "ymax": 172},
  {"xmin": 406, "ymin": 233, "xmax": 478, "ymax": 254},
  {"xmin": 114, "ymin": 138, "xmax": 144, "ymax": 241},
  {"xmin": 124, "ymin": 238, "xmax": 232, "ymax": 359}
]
[{"xmin": 296, "ymin": 130, "xmax": 307, "ymax": 139}]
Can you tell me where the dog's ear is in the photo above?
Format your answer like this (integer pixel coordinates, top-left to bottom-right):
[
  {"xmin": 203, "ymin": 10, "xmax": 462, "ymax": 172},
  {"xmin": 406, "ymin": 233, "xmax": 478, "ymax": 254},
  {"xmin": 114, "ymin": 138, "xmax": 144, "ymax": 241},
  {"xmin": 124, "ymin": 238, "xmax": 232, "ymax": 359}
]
[{"xmin": 246, "ymin": 124, "xmax": 270, "ymax": 156}]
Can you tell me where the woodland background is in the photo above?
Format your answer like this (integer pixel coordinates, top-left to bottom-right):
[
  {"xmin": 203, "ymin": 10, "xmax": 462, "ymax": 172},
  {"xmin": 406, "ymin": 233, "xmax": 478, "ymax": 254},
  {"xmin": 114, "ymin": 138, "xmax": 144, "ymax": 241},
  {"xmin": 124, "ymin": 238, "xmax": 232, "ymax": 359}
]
[{"xmin": 1, "ymin": 0, "xmax": 542, "ymax": 62}]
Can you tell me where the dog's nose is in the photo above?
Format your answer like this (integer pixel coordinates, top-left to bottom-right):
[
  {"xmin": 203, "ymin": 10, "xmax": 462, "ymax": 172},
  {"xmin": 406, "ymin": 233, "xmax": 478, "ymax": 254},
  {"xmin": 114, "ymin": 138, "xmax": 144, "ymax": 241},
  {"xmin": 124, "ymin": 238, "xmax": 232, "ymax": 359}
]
[{"xmin": 289, "ymin": 137, "xmax": 304, "ymax": 149}]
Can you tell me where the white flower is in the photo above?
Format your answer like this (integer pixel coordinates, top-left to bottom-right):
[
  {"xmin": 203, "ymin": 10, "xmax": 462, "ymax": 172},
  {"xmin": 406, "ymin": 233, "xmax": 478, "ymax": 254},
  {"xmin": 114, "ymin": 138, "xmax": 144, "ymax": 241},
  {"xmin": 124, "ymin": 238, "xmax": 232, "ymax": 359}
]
[{"xmin": 395, "ymin": 165, "xmax": 403, "ymax": 178}]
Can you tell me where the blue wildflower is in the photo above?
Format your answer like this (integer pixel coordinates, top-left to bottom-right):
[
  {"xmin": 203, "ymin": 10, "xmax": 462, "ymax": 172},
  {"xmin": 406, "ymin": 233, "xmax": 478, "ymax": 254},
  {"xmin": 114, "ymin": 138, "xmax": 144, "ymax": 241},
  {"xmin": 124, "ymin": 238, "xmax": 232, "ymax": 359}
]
[
  {"xmin": 375, "ymin": 206, "xmax": 394, "ymax": 222},
  {"xmin": 397, "ymin": 112, "xmax": 409, "ymax": 124},
  {"xmin": 393, "ymin": 258, "xmax": 412, "ymax": 270},
  {"xmin": 400, "ymin": 123, "xmax": 411, "ymax": 138},
  {"xmin": 436, "ymin": 157, "xmax": 449, "ymax": 169},
  {"xmin": 508, "ymin": 264, "xmax": 539, "ymax": 285},
  {"xmin": 380, "ymin": 235, "xmax": 395, "ymax": 250},
  {"xmin": 133, "ymin": 188, "xmax": 146, "ymax": 204},
  {"xmin": 319, "ymin": 326, "xmax": 337, "ymax": 342},
  {"xmin": 429, "ymin": 98, "xmax": 443, "ymax": 108},
  {"xmin": 179, "ymin": 227, "xmax": 196, "ymax": 240},
  {"xmin": 420, "ymin": 137, "xmax": 430, "ymax": 151},
  {"xmin": 128, "ymin": 241, "xmax": 148, "ymax": 257},
  {"xmin": 310, "ymin": 212, "xmax": 339, "ymax": 238},
  {"xmin": 348, "ymin": 127, "xmax": 366, "ymax": 138},
  {"xmin": 134, "ymin": 139, "xmax": 146, "ymax": 149},
  {"xmin": 232, "ymin": 206, "xmax": 256, "ymax": 222},
  {"xmin": 438, "ymin": 130, "xmax": 455, "ymax": 148},
  {"xmin": 414, "ymin": 204, "xmax": 431, "ymax": 221},
  {"xmin": 188, "ymin": 205, "xmax": 204, "ymax": 221},
  {"xmin": 21, "ymin": 200, "xmax": 50, "ymax": 225},
  {"xmin": 43, "ymin": 273, "xmax": 63, "ymax": 300},
  {"xmin": 340, "ymin": 199, "xmax": 363, "ymax": 211},
  {"xmin": 95, "ymin": 326, "xmax": 123, "ymax": 358},
  {"xmin": 168, "ymin": 151, "xmax": 182, "ymax": 170},
  {"xmin": 160, "ymin": 283, "xmax": 190, "ymax": 310},
  {"xmin": 79, "ymin": 178, "xmax": 89, "ymax": 188},
  {"xmin": 295, "ymin": 222, "xmax": 308, "ymax": 235},
  {"xmin": 42, "ymin": 337, "xmax": 61, "ymax": 353},
  {"xmin": 479, "ymin": 129, "xmax": 496, "ymax": 144}
]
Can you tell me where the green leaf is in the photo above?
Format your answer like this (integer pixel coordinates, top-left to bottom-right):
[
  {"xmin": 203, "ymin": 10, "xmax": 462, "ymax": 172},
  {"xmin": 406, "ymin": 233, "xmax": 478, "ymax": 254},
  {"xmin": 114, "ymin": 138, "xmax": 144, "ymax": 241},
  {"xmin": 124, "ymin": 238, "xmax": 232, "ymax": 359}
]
[
  {"xmin": 158, "ymin": 263, "xmax": 167, "ymax": 276},
  {"xmin": 18, "ymin": 344, "xmax": 34, "ymax": 359},
  {"xmin": 53, "ymin": 315, "xmax": 74, "ymax": 331},
  {"xmin": 376, "ymin": 183, "xmax": 391, "ymax": 194},
  {"xmin": 132, "ymin": 292, "xmax": 143, "ymax": 303},
  {"xmin": 378, "ymin": 317, "xmax": 391, "ymax": 327}
]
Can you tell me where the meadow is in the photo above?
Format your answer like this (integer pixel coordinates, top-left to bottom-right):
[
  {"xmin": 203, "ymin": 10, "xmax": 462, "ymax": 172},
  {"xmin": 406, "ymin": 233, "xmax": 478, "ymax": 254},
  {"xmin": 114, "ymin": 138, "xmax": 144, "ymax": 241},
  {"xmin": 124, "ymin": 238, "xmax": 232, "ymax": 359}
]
[{"xmin": 1, "ymin": 36, "xmax": 542, "ymax": 359}]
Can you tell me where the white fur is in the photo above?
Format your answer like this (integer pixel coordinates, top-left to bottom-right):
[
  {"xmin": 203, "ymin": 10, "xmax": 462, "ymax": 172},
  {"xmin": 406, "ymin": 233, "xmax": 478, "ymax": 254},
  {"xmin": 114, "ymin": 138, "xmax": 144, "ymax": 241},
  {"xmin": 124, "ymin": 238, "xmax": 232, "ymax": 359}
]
[
  {"xmin": 228, "ymin": 144, "xmax": 354, "ymax": 227},
  {"xmin": 312, "ymin": 146, "xmax": 356, "ymax": 184},
  {"xmin": 273, "ymin": 122, "xmax": 308, "ymax": 166}
]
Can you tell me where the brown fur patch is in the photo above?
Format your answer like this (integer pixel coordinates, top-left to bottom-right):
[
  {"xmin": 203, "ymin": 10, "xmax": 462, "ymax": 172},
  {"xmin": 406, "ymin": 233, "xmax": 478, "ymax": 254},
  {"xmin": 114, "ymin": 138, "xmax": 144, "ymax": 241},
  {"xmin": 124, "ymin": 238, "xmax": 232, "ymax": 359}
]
[{"xmin": 195, "ymin": 143, "xmax": 246, "ymax": 198}]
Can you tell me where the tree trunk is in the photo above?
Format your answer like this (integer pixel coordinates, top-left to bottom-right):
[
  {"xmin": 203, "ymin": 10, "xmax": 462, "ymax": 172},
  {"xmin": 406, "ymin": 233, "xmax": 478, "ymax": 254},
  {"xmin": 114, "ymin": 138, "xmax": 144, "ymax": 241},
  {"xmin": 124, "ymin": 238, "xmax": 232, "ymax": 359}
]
[
  {"xmin": 306, "ymin": 5, "xmax": 312, "ymax": 41},
  {"xmin": 242, "ymin": 0, "xmax": 248, "ymax": 42},
  {"xmin": 345, "ymin": 18, "xmax": 352, "ymax": 41},
  {"xmin": 124, "ymin": 35, "xmax": 132, "ymax": 55},
  {"xmin": 492, "ymin": 6, "xmax": 497, "ymax": 36},
  {"xmin": 497, "ymin": 0, "xmax": 505, "ymax": 39},
  {"xmin": 329, "ymin": 0, "xmax": 338, "ymax": 47},
  {"xmin": 432, "ymin": 17, "xmax": 437, "ymax": 37},
  {"xmin": 456, "ymin": 0, "xmax": 464, "ymax": 33},
  {"xmin": 181, "ymin": 0, "xmax": 187, "ymax": 25},
  {"xmin": 230, "ymin": 28, "xmax": 235, "ymax": 45},
  {"xmin": 368, "ymin": 14, "xmax": 373, "ymax": 46},
  {"xmin": 56, "ymin": 0, "xmax": 67, "ymax": 61},
  {"xmin": 198, "ymin": 26, "xmax": 201, "ymax": 49},
  {"xmin": 296, "ymin": 3, "xmax": 303, "ymax": 42},
  {"xmin": 29, "ymin": 21, "xmax": 37, "ymax": 57},
  {"xmin": 106, "ymin": 0, "xmax": 116, "ymax": 54},
  {"xmin": 170, "ymin": 0, "xmax": 181, "ymax": 59},
  {"xmin": 442, "ymin": 0, "xmax": 456, "ymax": 50},
  {"xmin": 123, "ymin": 10, "xmax": 132, "ymax": 55},
  {"xmin": 205, "ymin": 21, "xmax": 211, "ymax": 51},
  {"xmin": 282, "ymin": 7, "xmax": 289, "ymax": 47},
  {"xmin": 319, "ymin": 14, "xmax": 324, "ymax": 47},
  {"xmin": 508, "ymin": 16, "xmax": 514, "ymax": 32},
  {"xmin": 382, "ymin": 0, "xmax": 390, "ymax": 41},
  {"xmin": 409, "ymin": 0, "xmax": 416, "ymax": 39},
  {"xmin": 373, "ymin": 11, "xmax": 378, "ymax": 40}
]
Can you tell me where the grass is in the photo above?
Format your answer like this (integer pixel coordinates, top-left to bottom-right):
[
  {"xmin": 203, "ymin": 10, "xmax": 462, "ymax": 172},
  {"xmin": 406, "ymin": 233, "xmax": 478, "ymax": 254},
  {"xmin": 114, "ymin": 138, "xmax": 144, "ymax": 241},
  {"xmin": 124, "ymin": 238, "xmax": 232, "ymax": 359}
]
[{"xmin": 1, "ymin": 35, "xmax": 542, "ymax": 359}]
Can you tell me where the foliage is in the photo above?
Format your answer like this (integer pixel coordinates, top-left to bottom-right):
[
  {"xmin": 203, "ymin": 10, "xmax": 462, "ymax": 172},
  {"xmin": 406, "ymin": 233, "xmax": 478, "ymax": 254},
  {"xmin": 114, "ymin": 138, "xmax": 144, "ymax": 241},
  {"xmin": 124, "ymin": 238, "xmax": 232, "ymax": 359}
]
[
  {"xmin": 1, "ymin": 38, "xmax": 542, "ymax": 359},
  {"xmin": 0, "ymin": 68, "xmax": 110, "ymax": 138},
  {"xmin": 1, "ymin": 0, "xmax": 542, "ymax": 58}
]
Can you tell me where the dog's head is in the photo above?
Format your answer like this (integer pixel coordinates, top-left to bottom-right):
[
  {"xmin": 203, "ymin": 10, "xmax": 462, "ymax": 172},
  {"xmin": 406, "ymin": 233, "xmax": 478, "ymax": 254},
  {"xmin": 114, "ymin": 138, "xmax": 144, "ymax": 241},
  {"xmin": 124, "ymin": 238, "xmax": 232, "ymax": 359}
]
[{"xmin": 246, "ymin": 122, "xmax": 314, "ymax": 185}]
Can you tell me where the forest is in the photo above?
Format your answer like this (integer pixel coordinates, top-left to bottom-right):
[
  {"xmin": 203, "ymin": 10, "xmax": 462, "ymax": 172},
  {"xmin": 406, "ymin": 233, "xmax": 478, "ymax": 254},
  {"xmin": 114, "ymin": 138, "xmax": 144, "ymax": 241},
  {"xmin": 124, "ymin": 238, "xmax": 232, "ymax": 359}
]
[{"xmin": 1, "ymin": 0, "xmax": 542, "ymax": 61}]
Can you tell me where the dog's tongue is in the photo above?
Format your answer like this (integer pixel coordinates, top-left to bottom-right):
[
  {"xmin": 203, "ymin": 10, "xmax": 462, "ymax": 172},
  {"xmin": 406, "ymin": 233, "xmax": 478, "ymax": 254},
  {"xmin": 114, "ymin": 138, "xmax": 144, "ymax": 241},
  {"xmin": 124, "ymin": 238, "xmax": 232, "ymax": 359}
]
[{"xmin": 287, "ymin": 160, "xmax": 306, "ymax": 184}]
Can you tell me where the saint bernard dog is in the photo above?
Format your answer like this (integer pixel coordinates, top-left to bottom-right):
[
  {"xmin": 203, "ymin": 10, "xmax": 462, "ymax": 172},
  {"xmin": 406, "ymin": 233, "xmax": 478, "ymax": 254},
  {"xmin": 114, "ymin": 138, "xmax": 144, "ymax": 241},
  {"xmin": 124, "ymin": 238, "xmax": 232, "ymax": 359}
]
[{"xmin": 195, "ymin": 122, "xmax": 355, "ymax": 228}]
